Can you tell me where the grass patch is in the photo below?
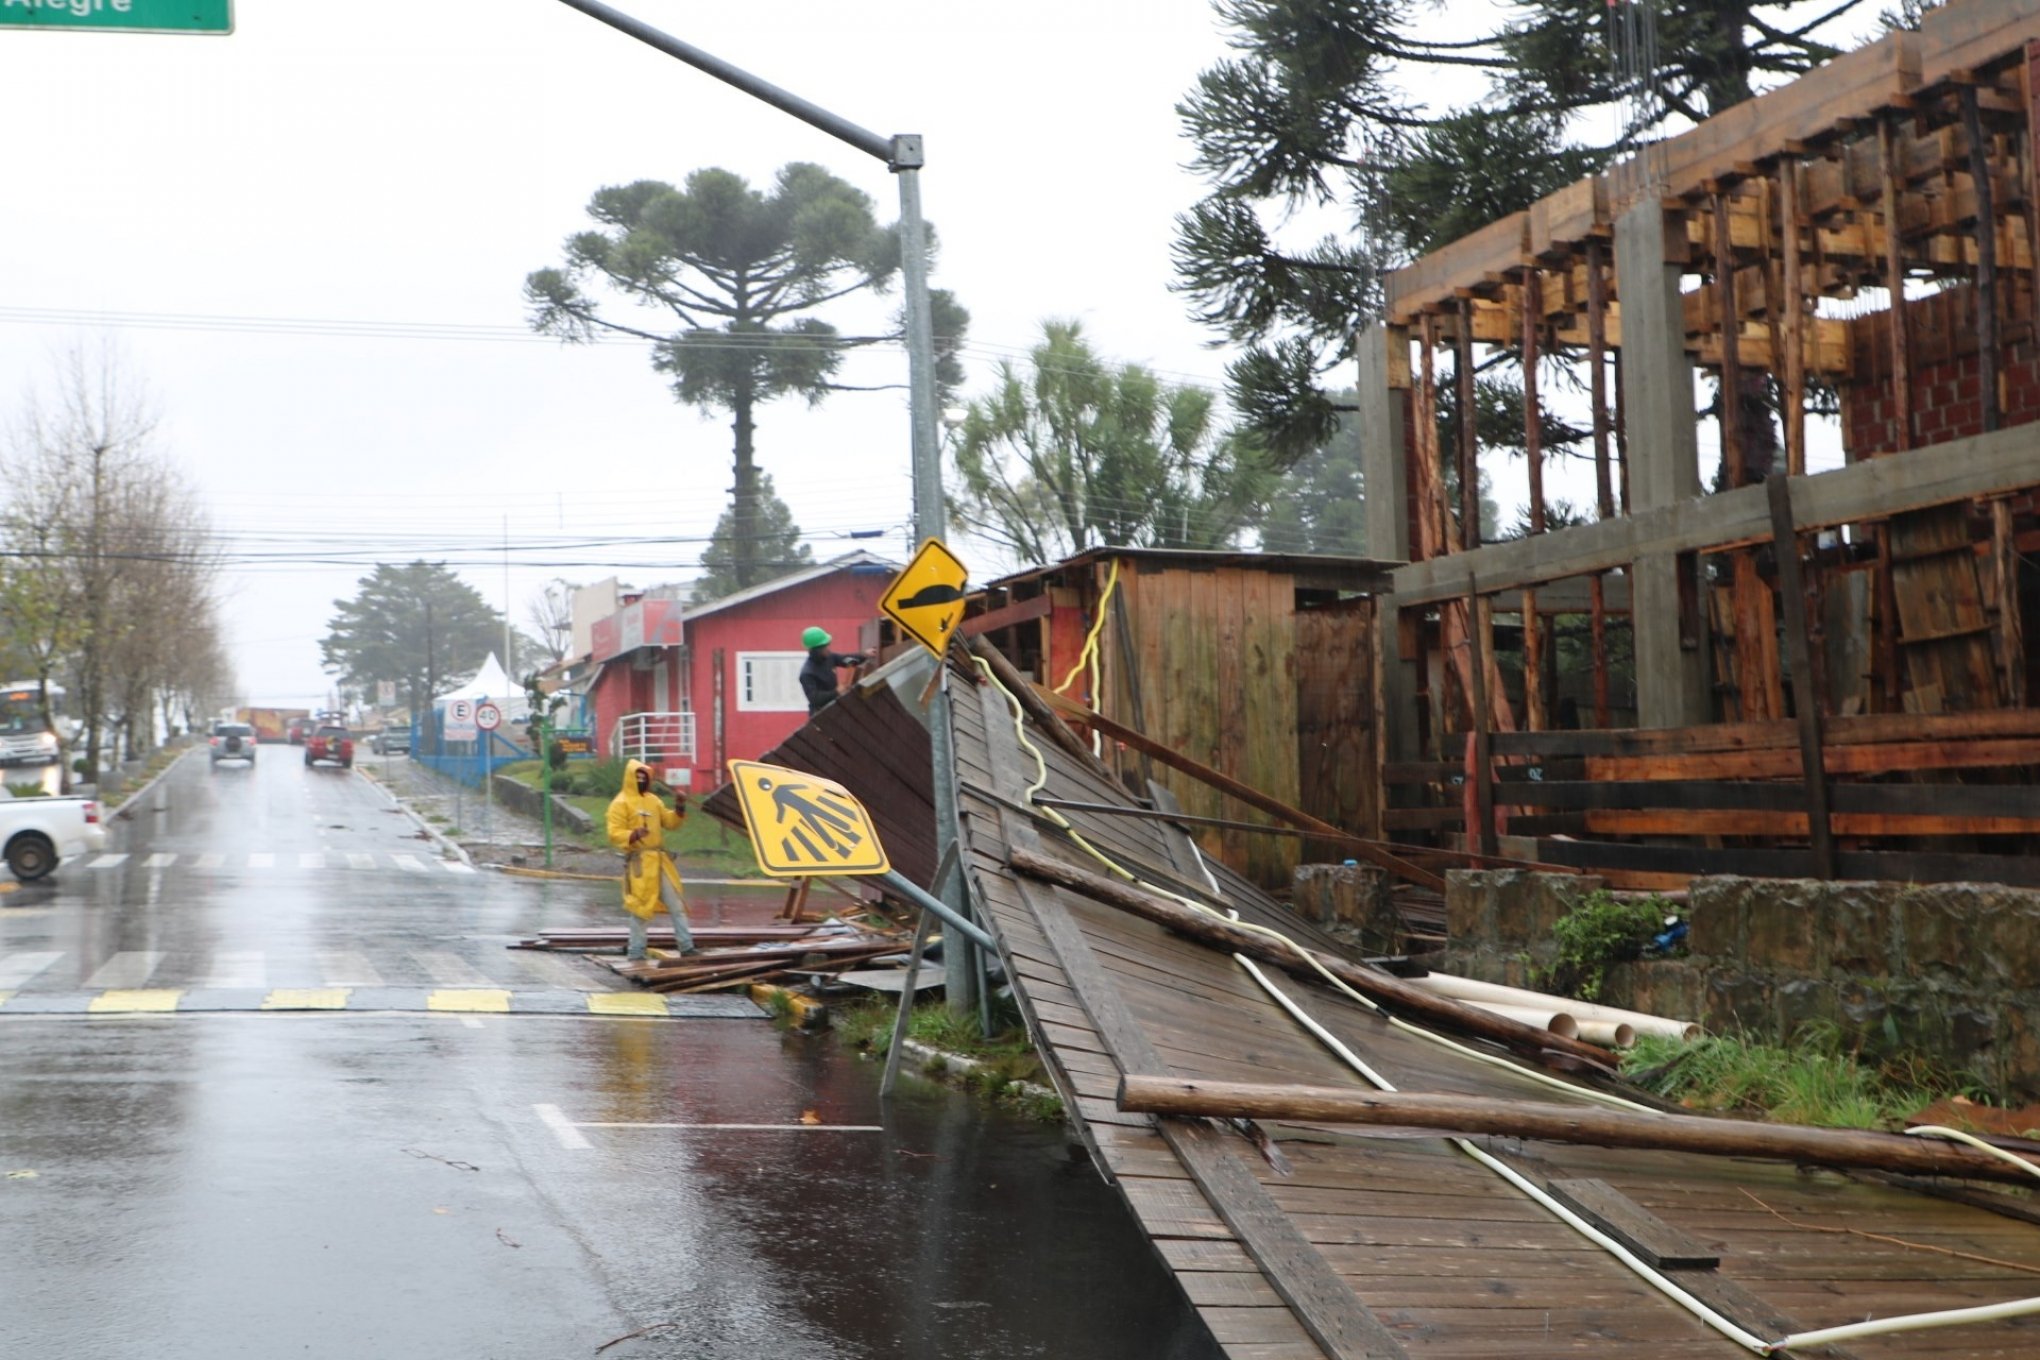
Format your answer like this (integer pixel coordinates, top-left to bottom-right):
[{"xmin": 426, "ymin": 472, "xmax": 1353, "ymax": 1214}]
[
  {"xmin": 5, "ymin": 782, "xmax": 47, "ymax": 799},
  {"xmin": 837, "ymin": 995, "xmax": 1053, "ymax": 1113},
  {"xmin": 1621, "ymin": 1023, "xmax": 1986, "ymax": 1131},
  {"xmin": 495, "ymin": 759, "xmax": 762, "ymax": 875},
  {"xmin": 1548, "ymin": 890, "xmax": 1681, "ymax": 1001}
]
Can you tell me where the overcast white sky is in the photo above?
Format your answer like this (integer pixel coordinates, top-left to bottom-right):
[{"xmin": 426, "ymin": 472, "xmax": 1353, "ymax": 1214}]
[{"xmin": 0, "ymin": 0, "xmax": 1880, "ymax": 707}]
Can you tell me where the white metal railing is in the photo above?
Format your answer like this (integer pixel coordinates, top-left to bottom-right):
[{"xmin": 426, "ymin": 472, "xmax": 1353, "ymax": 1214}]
[{"xmin": 612, "ymin": 711, "xmax": 696, "ymax": 765}]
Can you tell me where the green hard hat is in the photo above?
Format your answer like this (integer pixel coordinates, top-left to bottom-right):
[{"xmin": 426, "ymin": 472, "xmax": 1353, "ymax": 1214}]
[{"xmin": 802, "ymin": 626, "xmax": 832, "ymax": 649}]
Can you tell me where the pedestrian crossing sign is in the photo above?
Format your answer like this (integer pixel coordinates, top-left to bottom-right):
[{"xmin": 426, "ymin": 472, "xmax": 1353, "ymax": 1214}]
[
  {"xmin": 880, "ymin": 537, "xmax": 969, "ymax": 659},
  {"xmin": 726, "ymin": 760, "xmax": 891, "ymax": 878}
]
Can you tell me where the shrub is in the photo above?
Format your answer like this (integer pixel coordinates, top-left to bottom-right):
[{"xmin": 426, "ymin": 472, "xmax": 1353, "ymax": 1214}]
[{"xmin": 1550, "ymin": 890, "xmax": 1678, "ymax": 1001}]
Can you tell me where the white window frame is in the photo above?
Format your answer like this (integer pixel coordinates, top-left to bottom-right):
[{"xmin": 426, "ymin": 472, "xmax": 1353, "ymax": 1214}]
[{"xmin": 735, "ymin": 651, "xmax": 808, "ymax": 712}]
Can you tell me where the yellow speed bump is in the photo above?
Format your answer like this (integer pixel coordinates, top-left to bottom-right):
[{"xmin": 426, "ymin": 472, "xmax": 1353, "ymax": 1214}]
[
  {"xmin": 427, "ymin": 988, "xmax": 511, "ymax": 1013},
  {"xmin": 587, "ymin": 993, "xmax": 668, "ymax": 1017},
  {"xmin": 263, "ymin": 988, "xmax": 350, "ymax": 1011},
  {"xmin": 89, "ymin": 989, "xmax": 183, "ymax": 1013}
]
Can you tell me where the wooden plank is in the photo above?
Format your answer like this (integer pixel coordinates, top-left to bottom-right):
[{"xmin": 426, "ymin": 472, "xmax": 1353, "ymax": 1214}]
[
  {"xmin": 1506, "ymin": 779, "xmax": 2040, "ymax": 819},
  {"xmin": 1390, "ymin": 421, "xmax": 2040, "ymax": 606},
  {"xmin": 1164, "ymin": 1120, "xmax": 1412, "ymax": 1360},
  {"xmin": 1768, "ymin": 475, "xmax": 1834, "ymax": 878},
  {"xmin": 1580, "ymin": 808, "xmax": 2040, "ymax": 838}
]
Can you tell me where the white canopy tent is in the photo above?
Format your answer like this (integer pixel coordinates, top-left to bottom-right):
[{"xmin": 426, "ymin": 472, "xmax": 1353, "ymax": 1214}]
[{"xmin": 433, "ymin": 654, "xmax": 529, "ymax": 719}]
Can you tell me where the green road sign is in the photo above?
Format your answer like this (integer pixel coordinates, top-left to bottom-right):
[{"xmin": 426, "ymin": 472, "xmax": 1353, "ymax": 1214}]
[{"xmin": 0, "ymin": 1, "xmax": 232, "ymax": 34}]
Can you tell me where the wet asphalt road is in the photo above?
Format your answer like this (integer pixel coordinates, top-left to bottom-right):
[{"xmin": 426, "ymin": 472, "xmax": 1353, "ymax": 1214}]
[{"xmin": 0, "ymin": 748, "xmax": 1216, "ymax": 1359}]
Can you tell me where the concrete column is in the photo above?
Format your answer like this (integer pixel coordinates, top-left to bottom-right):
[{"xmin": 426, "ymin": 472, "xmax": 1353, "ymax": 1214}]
[
  {"xmin": 1358, "ymin": 323, "xmax": 1421, "ymax": 762},
  {"xmin": 1614, "ymin": 201, "xmax": 1713, "ymax": 728}
]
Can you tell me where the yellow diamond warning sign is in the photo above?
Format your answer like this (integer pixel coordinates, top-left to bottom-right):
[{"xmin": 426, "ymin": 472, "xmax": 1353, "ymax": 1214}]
[
  {"xmin": 727, "ymin": 760, "xmax": 892, "ymax": 878},
  {"xmin": 880, "ymin": 537, "xmax": 969, "ymax": 659}
]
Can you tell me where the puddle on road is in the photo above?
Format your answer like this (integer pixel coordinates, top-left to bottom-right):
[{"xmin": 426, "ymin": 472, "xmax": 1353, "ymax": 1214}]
[{"xmin": 579, "ymin": 1021, "xmax": 1224, "ymax": 1360}]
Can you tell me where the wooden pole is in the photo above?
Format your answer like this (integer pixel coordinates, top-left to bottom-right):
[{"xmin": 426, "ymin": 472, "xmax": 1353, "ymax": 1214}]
[
  {"xmin": 1962, "ymin": 84, "xmax": 2001, "ymax": 434},
  {"xmin": 1587, "ymin": 238, "xmax": 1614, "ymax": 725},
  {"xmin": 1521, "ymin": 272, "xmax": 1547, "ymax": 731},
  {"xmin": 1767, "ymin": 475, "xmax": 1835, "ymax": 879},
  {"xmin": 1467, "ymin": 577, "xmax": 1497, "ymax": 861},
  {"xmin": 1779, "ymin": 160, "xmax": 1808, "ymax": 477},
  {"xmin": 1114, "ymin": 1076, "xmax": 2039, "ymax": 1186},
  {"xmin": 1996, "ymin": 498, "xmax": 2027, "ymax": 707},
  {"xmin": 1456, "ymin": 297, "xmax": 1481, "ymax": 551},
  {"xmin": 1712, "ymin": 189, "xmax": 1746, "ymax": 489},
  {"xmin": 1006, "ymin": 846, "xmax": 1618, "ymax": 1069},
  {"xmin": 1880, "ymin": 117, "xmax": 1917, "ymax": 454},
  {"xmin": 1614, "ymin": 349, "xmax": 1630, "ymax": 515}
]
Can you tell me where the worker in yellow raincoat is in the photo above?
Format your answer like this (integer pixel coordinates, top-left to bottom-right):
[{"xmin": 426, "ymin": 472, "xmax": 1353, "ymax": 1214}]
[{"xmin": 606, "ymin": 759, "xmax": 694, "ymax": 960}]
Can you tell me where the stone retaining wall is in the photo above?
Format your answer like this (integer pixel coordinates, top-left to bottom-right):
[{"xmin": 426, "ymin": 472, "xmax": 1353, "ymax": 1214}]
[
  {"xmin": 490, "ymin": 773, "xmax": 595, "ymax": 835},
  {"xmin": 1440, "ymin": 870, "xmax": 2040, "ymax": 1102},
  {"xmin": 1291, "ymin": 863, "xmax": 1396, "ymax": 952}
]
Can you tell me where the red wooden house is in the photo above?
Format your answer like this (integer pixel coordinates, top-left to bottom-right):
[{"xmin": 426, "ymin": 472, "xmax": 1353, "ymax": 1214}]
[{"xmin": 586, "ymin": 551, "xmax": 896, "ymax": 789}]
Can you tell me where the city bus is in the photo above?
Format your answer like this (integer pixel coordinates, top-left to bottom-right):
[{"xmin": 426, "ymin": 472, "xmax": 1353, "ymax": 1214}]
[{"xmin": 0, "ymin": 682, "xmax": 71, "ymax": 795}]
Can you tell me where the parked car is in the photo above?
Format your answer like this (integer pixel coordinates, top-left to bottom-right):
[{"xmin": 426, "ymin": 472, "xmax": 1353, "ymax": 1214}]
[
  {"xmin": 286, "ymin": 717, "xmax": 313, "ymax": 745},
  {"xmin": 0, "ymin": 793, "xmax": 105, "ymax": 881},
  {"xmin": 305, "ymin": 725, "xmax": 354, "ymax": 769},
  {"xmin": 209, "ymin": 722, "xmax": 258, "ymax": 768},
  {"xmin": 371, "ymin": 725, "xmax": 412, "ymax": 755}
]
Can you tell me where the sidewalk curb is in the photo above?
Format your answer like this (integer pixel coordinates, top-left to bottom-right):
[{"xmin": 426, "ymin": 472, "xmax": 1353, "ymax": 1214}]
[
  {"xmin": 356, "ymin": 764, "xmax": 474, "ymax": 868},
  {"xmin": 109, "ymin": 745, "xmax": 195, "ymax": 820}
]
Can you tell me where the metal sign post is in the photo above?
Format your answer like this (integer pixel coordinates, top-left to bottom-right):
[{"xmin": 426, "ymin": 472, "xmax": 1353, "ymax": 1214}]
[{"xmin": 476, "ymin": 701, "xmax": 502, "ymax": 846}]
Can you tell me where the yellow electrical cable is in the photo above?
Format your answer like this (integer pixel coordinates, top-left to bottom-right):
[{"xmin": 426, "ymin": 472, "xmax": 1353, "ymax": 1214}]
[{"xmin": 1053, "ymin": 556, "xmax": 1121, "ymax": 697}]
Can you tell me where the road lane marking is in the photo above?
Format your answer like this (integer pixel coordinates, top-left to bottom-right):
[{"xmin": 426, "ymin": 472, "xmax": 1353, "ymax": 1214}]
[
  {"xmin": 514, "ymin": 953, "xmax": 600, "ymax": 991},
  {"xmin": 262, "ymin": 988, "xmax": 349, "ymax": 1010},
  {"xmin": 392, "ymin": 854, "xmax": 428, "ymax": 873},
  {"xmin": 346, "ymin": 852, "xmax": 375, "ymax": 869},
  {"xmin": 193, "ymin": 853, "xmax": 224, "ymax": 869},
  {"xmin": 587, "ymin": 993, "xmax": 668, "ymax": 1017},
  {"xmin": 534, "ymin": 1104, "xmax": 591, "ymax": 1150},
  {"xmin": 413, "ymin": 950, "xmax": 493, "ymax": 986},
  {"xmin": 442, "ymin": 861, "xmax": 476, "ymax": 874},
  {"xmin": 577, "ymin": 1122, "xmax": 885, "ymax": 1132},
  {"xmin": 299, "ymin": 852, "xmax": 326, "ymax": 869},
  {"xmin": 316, "ymin": 950, "xmax": 382, "ymax": 986},
  {"xmin": 143, "ymin": 852, "xmax": 176, "ymax": 869},
  {"xmin": 85, "ymin": 951, "xmax": 163, "ymax": 989},
  {"xmin": 0, "ymin": 952, "xmax": 63, "ymax": 988},
  {"xmin": 426, "ymin": 988, "xmax": 511, "ymax": 1013},
  {"xmin": 202, "ymin": 951, "xmax": 265, "ymax": 989},
  {"xmin": 89, "ymin": 989, "xmax": 182, "ymax": 1013},
  {"xmin": 459, "ymin": 1015, "xmax": 485, "ymax": 1029},
  {"xmin": 247, "ymin": 853, "xmax": 275, "ymax": 869},
  {"xmin": 88, "ymin": 853, "xmax": 128, "ymax": 869}
]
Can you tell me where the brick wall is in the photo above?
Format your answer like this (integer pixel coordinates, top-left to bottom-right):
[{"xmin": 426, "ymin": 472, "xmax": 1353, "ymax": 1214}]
[{"xmin": 1840, "ymin": 283, "xmax": 2040, "ymax": 457}]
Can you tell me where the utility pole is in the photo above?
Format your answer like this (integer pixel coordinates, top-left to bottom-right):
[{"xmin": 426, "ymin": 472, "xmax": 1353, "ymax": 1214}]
[{"xmin": 554, "ymin": 0, "xmax": 975, "ymax": 1015}]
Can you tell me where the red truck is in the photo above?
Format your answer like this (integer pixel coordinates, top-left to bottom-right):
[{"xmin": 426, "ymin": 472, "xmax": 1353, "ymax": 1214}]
[
  {"xmin": 237, "ymin": 707, "xmax": 310, "ymax": 744},
  {"xmin": 303, "ymin": 724, "xmax": 354, "ymax": 770}
]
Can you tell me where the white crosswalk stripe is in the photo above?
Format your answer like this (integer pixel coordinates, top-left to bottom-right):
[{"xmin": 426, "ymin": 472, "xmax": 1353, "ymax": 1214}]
[
  {"xmin": 316, "ymin": 950, "xmax": 383, "ymax": 987},
  {"xmin": 84, "ymin": 951, "xmax": 163, "ymax": 989},
  {"xmin": 392, "ymin": 854, "xmax": 428, "ymax": 873},
  {"xmin": 193, "ymin": 853, "xmax": 224, "ymax": 869},
  {"xmin": 89, "ymin": 853, "xmax": 128, "ymax": 869},
  {"xmin": 143, "ymin": 852, "xmax": 176, "ymax": 869},
  {"xmin": 299, "ymin": 852, "xmax": 326, "ymax": 869},
  {"xmin": 0, "ymin": 950, "xmax": 63, "ymax": 988},
  {"xmin": 247, "ymin": 853, "xmax": 276, "ymax": 869},
  {"xmin": 202, "ymin": 950, "xmax": 265, "ymax": 989},
  {"xmin": 411, "ymin": 950, "xmax": 493, "ymax": 987},
  {"xmin": 346, "ymin": 852, "xmax": 376, "ymax": 870},
  {"xmin": 442, "ymin": 861, "xmax": 475, "ymax": 874}
]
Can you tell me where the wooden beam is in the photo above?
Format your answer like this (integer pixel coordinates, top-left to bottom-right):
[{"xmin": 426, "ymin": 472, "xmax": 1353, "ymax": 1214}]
[
  {"xmin": 1031, "ymin": 683, "xmax": 1446, "ymax": 891},
  {"xmin": 1115, "ymin": 1075, "xmax": 2040, "ymax": 1186},
  {"xmin": 1962, "ymin": 83, "xmax": 2003, "ymax": 433},
  {"xmin": 1456, "ymin": 298, "xmax": 1480, "ymax": 552},
  {"xmin": 1522, "ymin": 272, "xmax": 1547, "ymax": 732},
  {"xmin": 1996, "ymin": 498, "xmax": 2028, "ymax": 705},
  {"xmin": 1780, "ymin": 160, "xmax": 1809, "ymax": 477},
  {"xmin": 1714, "ymin": 191, "xmax": 1747, "ymax": 489},
  {"xmin": 1768, "ymin": 475, "xmax": 1835, "ymax": 878},
  {"xmin": 1010, "ymin": 847, "xmax": 1619, "ymax": 1069},
  {"xmin": 1389, "ymin": 422, "xmax": 2040, "ymax": 606},
  {"xmin": 1881, "ymin": 117, "xmax": 1918, "ymax": 453},
  {"xmin": 1468, "ymin": 578, "xmax": 1497, "ymax": 860}
]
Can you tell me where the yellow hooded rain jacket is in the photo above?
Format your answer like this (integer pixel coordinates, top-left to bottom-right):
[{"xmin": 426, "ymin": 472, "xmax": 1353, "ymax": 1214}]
[{"xmin": 606, "ymin": 758, "xmax": 686, "ymax": 921}]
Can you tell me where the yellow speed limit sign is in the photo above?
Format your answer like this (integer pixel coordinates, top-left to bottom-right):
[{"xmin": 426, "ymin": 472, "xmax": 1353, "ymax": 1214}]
[
  {"xmin": 727, "ymin": 760, "xmax": 891, "ymax": 878},
  {"xmin": 880, "ymin": 538, "xmax": 969, "ymax": 659}
]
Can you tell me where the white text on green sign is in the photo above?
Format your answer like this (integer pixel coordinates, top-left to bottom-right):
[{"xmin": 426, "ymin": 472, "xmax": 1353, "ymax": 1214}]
[{"xmin": 0, "ymin": 1, "xmax": 233, "ymax": 34}]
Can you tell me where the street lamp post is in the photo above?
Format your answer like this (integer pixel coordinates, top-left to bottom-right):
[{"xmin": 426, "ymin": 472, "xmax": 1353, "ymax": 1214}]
[{"xmin": 553, "ymin": 0, "xmax": 976, "ymax": 1013}]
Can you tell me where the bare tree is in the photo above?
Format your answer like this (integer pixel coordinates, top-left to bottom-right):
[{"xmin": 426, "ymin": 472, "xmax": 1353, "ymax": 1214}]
[{"xmin": 526, "ymin": 578, "xmax": 578, "ymax": 666}]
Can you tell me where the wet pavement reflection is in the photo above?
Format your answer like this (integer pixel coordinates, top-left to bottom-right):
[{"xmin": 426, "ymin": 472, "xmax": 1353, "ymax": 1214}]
[{"xmin": 0, "ymin": 749, "xmax": 1221, "ymax": 1358}]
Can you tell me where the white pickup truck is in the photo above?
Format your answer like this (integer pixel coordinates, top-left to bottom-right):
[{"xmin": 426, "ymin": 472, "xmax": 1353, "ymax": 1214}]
[{"xmin": 1, "ymin": 795, "xmax": 106, "ymax": 881}]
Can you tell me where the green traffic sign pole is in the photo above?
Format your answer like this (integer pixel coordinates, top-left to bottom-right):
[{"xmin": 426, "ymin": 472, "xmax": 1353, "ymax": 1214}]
[{"xmin": 541, "ymin": 715, "xmax": 554, "ymax": 869}]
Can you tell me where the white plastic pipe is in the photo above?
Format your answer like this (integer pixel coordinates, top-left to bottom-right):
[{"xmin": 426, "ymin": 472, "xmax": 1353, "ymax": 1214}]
[
  {"xmin": 1574, "ymin": 1017, "xmax": 1640, "ymax": 1049},
  {"xmin": 1410, "ymin": 972, "xmax": 1698, "ymax": 1041},
  {"xmin": 1454, "ymin": 1001, "xmax": 1581, "ymax": 1041}
]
